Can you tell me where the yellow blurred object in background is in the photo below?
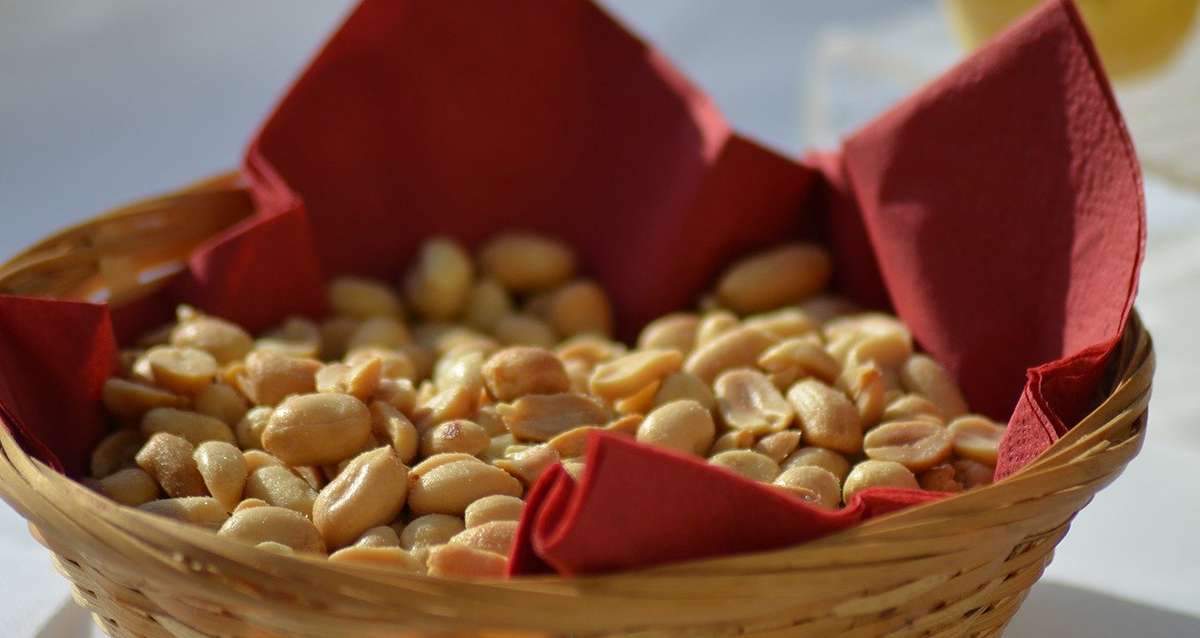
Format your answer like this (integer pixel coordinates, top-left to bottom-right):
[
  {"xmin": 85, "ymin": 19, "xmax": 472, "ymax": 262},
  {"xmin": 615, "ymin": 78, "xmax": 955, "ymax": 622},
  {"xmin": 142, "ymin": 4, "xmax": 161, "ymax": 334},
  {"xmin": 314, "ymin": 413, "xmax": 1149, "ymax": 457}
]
[{"xmin": 943, "ymin": 0, "xmax": 1200, "ymax": 81}]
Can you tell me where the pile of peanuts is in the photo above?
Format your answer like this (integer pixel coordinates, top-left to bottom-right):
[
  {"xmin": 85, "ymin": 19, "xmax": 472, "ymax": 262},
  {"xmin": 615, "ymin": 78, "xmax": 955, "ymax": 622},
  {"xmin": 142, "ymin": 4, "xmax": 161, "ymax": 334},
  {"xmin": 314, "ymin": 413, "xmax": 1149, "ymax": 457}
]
[{"xmin": 86, "ymin": 234, "xmax": 1004, "ymax": 579}]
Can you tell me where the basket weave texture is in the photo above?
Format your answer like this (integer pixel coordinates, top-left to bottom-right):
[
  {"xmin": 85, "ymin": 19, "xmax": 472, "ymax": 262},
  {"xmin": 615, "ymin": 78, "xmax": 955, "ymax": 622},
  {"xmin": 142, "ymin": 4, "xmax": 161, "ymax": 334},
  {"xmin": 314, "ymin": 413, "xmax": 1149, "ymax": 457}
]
[{"xmin": 0, "ymin": 174, "xmax": 1153, "ymax": 637}]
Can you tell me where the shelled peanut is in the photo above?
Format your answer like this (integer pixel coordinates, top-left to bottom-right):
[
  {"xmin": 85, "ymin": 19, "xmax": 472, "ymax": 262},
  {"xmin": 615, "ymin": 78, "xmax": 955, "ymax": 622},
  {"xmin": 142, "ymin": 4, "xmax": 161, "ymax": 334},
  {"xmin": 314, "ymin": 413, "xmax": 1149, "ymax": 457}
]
[{"xmin": 87, "ymin": 234, "xmax": 1004, "ymax": 578}]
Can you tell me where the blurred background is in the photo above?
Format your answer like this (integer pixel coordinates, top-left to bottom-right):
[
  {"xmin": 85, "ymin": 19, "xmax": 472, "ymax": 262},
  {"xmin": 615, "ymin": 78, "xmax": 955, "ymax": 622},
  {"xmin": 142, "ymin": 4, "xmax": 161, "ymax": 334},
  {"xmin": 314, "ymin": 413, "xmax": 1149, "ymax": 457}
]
[{"xmin": 1, "ymin": 1, "xmax": 1198, "ymax": 636}]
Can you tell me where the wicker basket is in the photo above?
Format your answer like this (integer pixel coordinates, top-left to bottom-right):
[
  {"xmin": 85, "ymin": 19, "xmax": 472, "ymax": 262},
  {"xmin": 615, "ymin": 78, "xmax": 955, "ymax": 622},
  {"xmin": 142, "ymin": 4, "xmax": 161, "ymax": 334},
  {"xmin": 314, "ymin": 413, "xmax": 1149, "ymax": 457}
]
[{"xmin": 0, "ymin": 173, "xmax": 1153, "ymax": 638}]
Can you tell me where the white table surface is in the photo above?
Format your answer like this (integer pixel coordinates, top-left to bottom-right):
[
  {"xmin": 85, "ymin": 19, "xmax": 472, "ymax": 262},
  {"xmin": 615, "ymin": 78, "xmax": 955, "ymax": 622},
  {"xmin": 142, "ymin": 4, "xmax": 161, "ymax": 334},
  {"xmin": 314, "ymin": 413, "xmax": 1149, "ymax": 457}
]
[{"xmin": 1, "ymin": 2, "xmax": 1197, "ymax": 636}]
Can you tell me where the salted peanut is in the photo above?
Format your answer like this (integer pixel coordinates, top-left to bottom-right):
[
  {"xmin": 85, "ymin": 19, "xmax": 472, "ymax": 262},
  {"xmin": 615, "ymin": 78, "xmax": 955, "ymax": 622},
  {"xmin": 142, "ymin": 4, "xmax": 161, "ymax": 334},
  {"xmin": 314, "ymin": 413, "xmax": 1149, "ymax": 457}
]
[
  {"xmin": 716, "ymin": 243, "xmax": 832, "ymax": 314},
  {"xmin": 355, "ymin": 525, "xmax": 402, "ymax": 548},
  {"xmin": 411, "ymin": 452, "xmax": 485, "ymax": 475},
  {"xmin": 434, "ymin": 350, "xmax": 486, "ymax": 398},
  {"xmin": 709, "ymin": 450, "xmax": 780, "ymax": 482},
  {"xmin": 420, "ymin": 420, "xmax": 490, "ymax": 457},
  {"xmin": 773, "ymin": 466, "xmax": 840, "ymax": 509},
  {"xmin": 410, "ymin": 459, "xmax": 523, "ymax": 515},
  {"xmin": 141, "ymin": 407, "xmax": 236, "ymax": 447},
  {"xmin": 555, "ymin": 335, "xmax": 626, "ymax": 366},
  {"xmin": 319, "ymin": 317, "xmax": 362, "ymax": 360},
  {"xmin": 953, "ymin": 459, "xmax": 994, "ymax": 488},
  {"xmin": 561, "ymin": 460, "xmax": 586, "ymax": 481},
  {"xmin": 605, "ymin": 414, "xmax": 643, "ymax": 437},
  {"xmin": 449, "ymin": 520, "xmax": 518, "ymax": 556},
  {"xmin": 376, "ymin": 378, "xmax": 418, "ymax": 415},
  {"xmin": 715, "ymin": 369, "xmax": 794, "ymax": 434},
  {"xmin": 347, "ymin": 317, "xmax": 411, "ymax": 352},
  {"xmin": 744, "ymin": 308, "xmax": 817, "ymax": 340},
  {"xmin": 863, "ymin": 420, "xmax": 953, "ymax": 472},
  {"xmin": 256, "ymin": 317, "xmax": 321, "ymax": 359},
  {"xmin": 845, "ymin": 332, "xmax": 913, "ymax": 370},
  {"xmin": 242, "ymin": 450, "xmax": 284, "ymax": 475},
  {"xmin": 781, "ymin": 447, "xmax": 851, "ymax": 482},
  {"xmin": 637, "ymin": 313, "xmax": 700, "ymax": 355},
  {"xmin": 494, "ymin": 445, "xmax": 559, "ymax": 487},
  {"xmin": 541, "ymin": 280, "xmax": 612, "ymax": 338},
  {"xmin": 218, "ymin": 506, "xmax": 326, "ymax": 553},
  {"xmin": 473, "ymin": 405, "xmax": 508, "ymax": 437},
  {"xmin": 262, "ymin": 393, "xmax": 372, "ymax": 466},
  {"xmin": 427, "ymin": 543, "xmax": 507, "ymax": 579},
  {"xmin": 685, "ymin": 326, "xmax": 778, "ymax": 384},
  {"xmin": 294, "ymin": 466, "xmax": 325, "ymax": 491},
  {"xmin": 316, "ymin": 358, "xmax": 383, "ymax": 402},
  {"xmin": 787, "ymin": 379, "xmax": 862, "ymax": 455},
  {"xmin": 464, "ymin": 279, "xmax": 515, "ymax": 331},
  {"xmin": 403, "ymin": 237, "xmax": 474, "ymax": 320},
  {"xmin": 193, "ymin": 383, "xmax": 248, "ymax": 427},
  {"xmin": 193, "ymin": 441, "xmax": 247, "ymax": 511},
  {"xmin": 825, "ymin": 313, "xmax": 911, "ymax": 344},
  {"xmin": 135, "ymin": 433, "xmax": 207, "ymax": 498},
  {"xmin": 234, "ymin": 498, "xmax": 268, "ymax": 512},
  {"xmin": 498, "ymin": 393, "xmax": 610, "ymax": 441},
  {"xmin": 797, "ymin": 295, "xmax": 860, "ymax": 325},
  {"xmin": 400, "ymin": 514, "xmax": 466, "ymax": 550},
  {"xmin": 94, "ymin": 468, "xmax": 159, "ymax": 506},
  {"xmin": 899, "ymin": 355, "xmax": 968, "ymax": 419},
  {"xmin": 709, "ymin": 430, "xmax": 755, "ymax": 454},
  {"xmin": 696, "ymin": 311, "xmax": 739, "ymax": 346},
  {"xmin": 589, "ymin": 349, "xmax": 683, "ymax": 402},
  {"xmin": 139, "ymin": 497, "xmax": 229, "ymax": 528},
  {"xmin": 464, "ymin": 495, "xmax": 524, "ymax": 528},
  {"xmin": 614, "ymin": 380, "xmax": 660, "ymax": 415},
  {"xmin": 327, "ymin": 276, "xmax": 404, "ymax": 319},
  {"xmin": 481, "ymin": 433, "xmax": 516, "ymax": 462},
  {"xmin": 882, "ymin": 394, "xmax": 944, "ymax": 423},
  {"xmin": 235, "ymin": 406, "xmax": 273, "ymax": 450},
  {"xmin": 413, "ymin": 385, "xmax": 476, "ymax": 430},
  {"xmin": 947, "ymin": 415, "xmax": 1005, "ymax": 465},
  {"xmin": 824, "ymin": 333, "xmax": 861, "ymax": 367},
  {"xmin": 312, "ymin": 447, "xmax": 409, "ymax": 549},
  {"xmin": 754, "ymin": 430, "xmax": 802, "ymax": 464},
  {"xmin": 90, "ymin": 429, "xmax": 146, "ymax": 478},
  {"xmin": 245, "ymin": 466, "xmax": 318, "ymax": 517},
  {"xmin": 918, "ymin": 464, "xmax": 963, "ymax": 493},
  {"xmin": 843, "ymin": 460, "xmax": 918, "ymax": 503},
  {"xmin": 102, "ymin": 378, "xmax": 186, "ymax": 421},
  {"xmin": 238, "ymin": 350, "xmax": 321, "ymax": 406},
  {"xmin": 636, "ymin": 400, "xmax": 715, "ymax": 456},
  {"xmin": 171, "ymin": 316, "xmax": 253, "ymax": 365},
  {"xmin": 329, "ymin": 545, "xmax": 424, "ymax": 570},
  {"xmin": 652, "ymin": 372, "xmax": 715, "ymax": 412},
  {"xmin": 481, "ymin": 347, "xmax": 569, "ymax": 402},
  {"xmin": 140, "ymin": 346, "xmax": 217, "ymax": 395},
  {"xmin": 342, "ymin": 348, "xmax": 415, "ymax": 384},
  {"xmin": 545, "ymin": 426, "xmax": 601, "ymax": 459},
  {"xmin": 840, "ymin": 364, "xmax": 887, "ymax": 427},
  {"xmin": 492, "ymin": 314, "xmax": 558, "ymax": 348},
  {"xmin": 369, "ymin": 401, "xmax": 419, "ymax": 463},
  {"xmin": 504, "ymin": 444, "xmax": 533, "ymax": 457},
  {"xmin": 479, "ymin": 233, "xmax": 575, "ymax": 292},
  {"xmin": 563, "ymin": 358, "xmax": 591, "ymax": 394},
  {"xmin": 256, "ymin": 541, "xmax": 295, "ymax": 556},
  {"xmin": 757, "ymin": 338, "xmax": 839, "ymax": 385}
]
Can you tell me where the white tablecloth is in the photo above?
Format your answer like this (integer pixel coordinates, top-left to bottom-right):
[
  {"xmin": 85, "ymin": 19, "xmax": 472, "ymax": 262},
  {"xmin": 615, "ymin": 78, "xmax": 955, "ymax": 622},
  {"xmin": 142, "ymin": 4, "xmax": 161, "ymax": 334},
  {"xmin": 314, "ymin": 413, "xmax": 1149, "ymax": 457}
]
[{"xmin": 0, "ymin": 2, "xmax": 1196, "ymax": 636}]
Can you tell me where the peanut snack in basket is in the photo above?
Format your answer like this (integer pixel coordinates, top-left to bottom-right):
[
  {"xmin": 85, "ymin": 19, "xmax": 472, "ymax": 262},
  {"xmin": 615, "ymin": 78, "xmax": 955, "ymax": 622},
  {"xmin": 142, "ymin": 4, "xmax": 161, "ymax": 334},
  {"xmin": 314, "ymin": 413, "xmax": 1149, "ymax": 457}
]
[{"xmin": 85, "ymin": 233, "xmax": 1003, "ymax": 578}]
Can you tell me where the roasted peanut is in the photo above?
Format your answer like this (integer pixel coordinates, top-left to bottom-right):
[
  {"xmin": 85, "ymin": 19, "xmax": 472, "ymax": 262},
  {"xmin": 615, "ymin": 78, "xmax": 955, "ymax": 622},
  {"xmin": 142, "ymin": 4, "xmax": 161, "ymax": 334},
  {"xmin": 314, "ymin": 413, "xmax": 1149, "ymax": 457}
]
[
  {"xmin": 238, "ymin": 350, "xmax": 321, "ymax": 406},
  {"xmin": 708, "ymin": 450, "xmax": 780, "ymax": 482},
  {"xmin": 843, "ymin": 460, "xmax": 919, "ymax": 502},
  {"xmin": 370, "ymin": 401, "xmax": 419, "ymax": 463},
  {"xmin": 863, "ymin": 420, "xmax": 953, "ymax": 472},
  {"xmin": 328, "ymin": 276, "xmax": 404, "ymax": 319},
  {"xmin": 90, "ymin": 429, "xmax": 146, "ymax": 478},
  {"xmin": 313, "ymin": 447, "xmax": 409, "ymax": 548},
  {"xmin": 473, "ymin": 405, "xmax": 508, "ymax": 437},
  {"xmin": 345, "ymin": 347, "xmax": 416, "ymax": 381},
  {"xmin": 242, "ymin": 450, "xmax": 284, "ymax": 475},
  {"xmin": 317, "ymin": 357, "xmax": 383, "ymax": 400},
  {"xmin": 257, "ymin": 316, "xmax": 321, "ymax": 359},
  {"xmin": 235, "ymin": 406, "xmax": 273, "ymax": 450},
  {"xmin": 218, "ymin": 506, "xmax": 326, "ymax": 553},
  {"xmin": 482, "ymin": 433, "xmax": 516, "ymax": 462},
  {"xmin": 449, "ymin": 520, "xmax": 518, "ymax": 556},
  {"xmin": 319, "ymin": 317, "xmax": 362, "ymax": 360},
  {"xmin": 95, "ymin": 468, "xmax": 159, "ymax": 506},
  {"xmin": 613, "ymin": 380, "xmax": 660, "ymax": 415},
  {"xmin": 839, "ymin": 363, "xmax": 887, "ymax": 427},
  {"xmin": 797, "ymin": 295, "xmax": 860, "ymax": 325},
  {"xmin": 102, "ymin": 378, "xmax": 185, "ymax": 421},
  {"xmin": 899, "ymin": 355, "xmax": 968, "ymax": 419},
  {"xmin": 709, "ymin": 430, "xmax": 755, "ymax": 454},
  {"xmin": 193, "ymin": 441, "xmax": 247, "ymax": 511},
  {"xmin": 141, "ymin": 346, "xmax": 217, "ymax": 395},
  {"xmin": 845, "ymin": 331, "xmax": 912, "ymax": 370},
  {"xmin": 498, "ymin": 393, "xmax": 610, "ymax": 441},
  {"xmin": 194, "ymin": 383, "xmax": 249, "ymax": 427},
  {"xmin": 781, "ymin": 447, "xmax": 851, "ymax": 482},
  {"xmin": 328, "ymin": 546, "xmax": 424, "ymax": 570},
  {"xmin": 825, "ymin": 313, "xmax": 910, "ymax": 344},
  {"xmin": 400, "ymin": 514, "xmax": 466, "ymax": 550},
  {"xmin": 953, "ymin": 458, "xmax": 994, "ymax": 488},
  {"xmin": 464, "ymin": 279, "xmax": 515, "ymax": 331},
  {"xmin": 434, "ymin": 349, "xmax": 486, "ymax": 398},
  {"xmin": 171, "ymin": 315, "xmax": 253, "ymax": 365},
  {"xmin": 543, "ymin": 280, "xmax": 612, "ymax": 338},
  {"xmin": 376, "ymin": 378, "xmax": 418, "ymax": 415},
  {"xmin": 413, "ymin": 385, "xmax": 476, "ymax": 430},
  {"xmin": 262, "ymin": 393, "xmax": 372, "ymax": 466},
  {"xmin": 355, "ymin": 525, "xmax": 402, "ymax": 548},
  {"xmin": 787, "ymin": 379, "xmax": 862, "ymax": 455},
  {"xmin": 234, "ymin": 498, "xmax": 268, "ymax": 512},
  {"xmin": 882, "ymin": 394, "xmax": 944, "ymax": 423},
  {"xmin": 684, "ymin": 326, "xmax": 777, "ymax": 384},
  {"xmin": 426, "ymin": 543, "xmax": 507, "ymax": 579},
  {"xmin": 563, "ymin": 358, "xmax": 591, "ymax": 394},
  {"xmin": 141, "ymin": 407, "xmax": 236, "ymax": 447},
  {"xmin": 256, "ymin": 541, "xmax": 294, "ymax": 555},
  {"xmin": 404, "ymin": 238, "xmax": 474, "ymax": 320},
  {"xmin": 947, "ymin": 415, "xmax": 1005, "ymax": 465},
  {"xmin": 605, "ymin": 411, "xmax": 645, "ymax": 435},
  {"xmin": 696, "ymin": 311, "xmax": 739, "ymax": 346},
  {"xmin": 464, "ymin": 495, "xmax": 524, "ymax": 528},
  {"xmin": 918, "ymin": 464, "xmax": 963, "ymax": 492},
  {"xmin": 561, "ymin": 460, "xmax": 586, "ymax": 481},
  {"xmin": 589, "ymin": 349, "xmax": 683, "ymax": 402},
  {"xmin": 420, "ymin": 420, "xmax": 489, "ymax": 457},
  {"xmin": 482, "ymin": 347, "xmax": 569, "ymax": 401},
  {"xmin": 753, "ymin": 430, "xmax": 802, "ymax": 464},
  {"xmin": 637, "ymin": 400, "xmax": 715, "ymax": 456},
  {"xmin": 744, "ymin": 308, "xmax": 817, "ymax": 340},
  {"xmin": 479, "ymin": 233, "xmax": 575, "ymax": 292},
  {"xmin": 715, "ymin": 369, "xmax": 794, "ymax": 434},
  {"xmin": 546, "ymin": 426, "xmax": 602, "ymax": 459},
  {"xmin": 493, "ymin": 445, "xmax": 559, "ymax": 487},
  {"xmin": 637, "ymin": 314, "xmax": 699, "ymax": 355},
  {"xmin": 653, "ymin": 372, "xmax": 716, "ymax": 411},
  {"xmin": 492, "ymin": 314, "xmax": 558, "ymax": 348},
  {"xmin": 758, "ymin": 338, "xmax": 839, "ymax": 385},
  {"xmin": 715, "ymin": 243, "xmax": 832, "ymax": 313},
  {"xmin": 245, "ymin": 466, "xmax": 318, "ymax": 517},
  {"xmin": 136, "ymin": 433, "xmax": 207, "ymax": 498},
  {"xmin": 348, "ymin": 317, "xmax": 411, "ymax": 352},
  {"xmin": 139, "ymin": 497, "xmax": 229, "ymax": 528},
  {"xmin": 411, "ymin": 452, "xmax": 485, "ymax": 475},
  {"xmin": 555, "ymin": 335, "xmax": 626, "ymax": 366},
  {"xmin": 409, "ymin": 460, "xmax": 522, "ymax": 515},
  {"xmin": 773, "ymin": 466, "xmax": 840, "ymax": 509}
]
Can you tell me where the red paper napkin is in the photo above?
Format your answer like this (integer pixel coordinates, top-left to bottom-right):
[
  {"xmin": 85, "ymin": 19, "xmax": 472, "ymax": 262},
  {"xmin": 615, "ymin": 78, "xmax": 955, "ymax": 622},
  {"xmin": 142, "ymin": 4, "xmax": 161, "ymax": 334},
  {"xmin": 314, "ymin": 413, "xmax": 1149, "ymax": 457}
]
[{"xmin": 0, "ymin": 0, "xmax": 1142, "ymax": 576}]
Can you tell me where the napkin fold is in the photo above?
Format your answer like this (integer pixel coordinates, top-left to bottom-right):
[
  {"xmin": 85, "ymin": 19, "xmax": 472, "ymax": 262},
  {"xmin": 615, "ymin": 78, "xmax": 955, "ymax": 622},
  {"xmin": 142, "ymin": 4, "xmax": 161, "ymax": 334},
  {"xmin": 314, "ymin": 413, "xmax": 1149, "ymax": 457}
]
[{"xmin": 0, "ymin": 0, "xmax": 1142, "ymax": 576}]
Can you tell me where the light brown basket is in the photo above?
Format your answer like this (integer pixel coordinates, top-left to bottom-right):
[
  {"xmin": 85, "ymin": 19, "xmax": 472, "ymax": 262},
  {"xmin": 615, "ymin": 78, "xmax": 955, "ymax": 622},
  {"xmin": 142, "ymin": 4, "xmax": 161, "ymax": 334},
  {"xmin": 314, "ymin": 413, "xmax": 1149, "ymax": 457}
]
[{"xmin": 0, "ymin": 173, "xmax": 1153, "ymax": 638}]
